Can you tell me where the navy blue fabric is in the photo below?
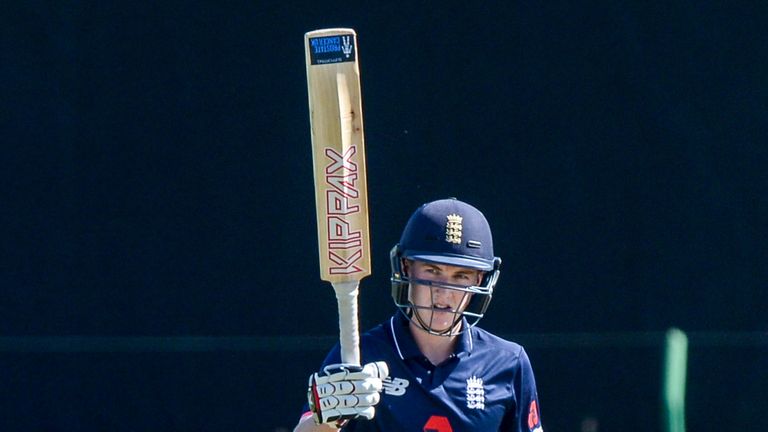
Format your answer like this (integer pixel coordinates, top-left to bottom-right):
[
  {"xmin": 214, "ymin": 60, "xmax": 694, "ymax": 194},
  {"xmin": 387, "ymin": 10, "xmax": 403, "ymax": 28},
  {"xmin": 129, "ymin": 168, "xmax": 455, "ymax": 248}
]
[{"xmin": 307, "ymin": 313, "xmax": 542, "ymax": 432}]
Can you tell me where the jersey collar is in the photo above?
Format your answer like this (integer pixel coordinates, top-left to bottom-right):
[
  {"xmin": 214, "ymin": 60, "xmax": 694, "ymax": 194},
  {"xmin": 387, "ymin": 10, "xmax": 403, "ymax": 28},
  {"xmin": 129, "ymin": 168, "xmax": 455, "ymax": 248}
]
[{"xmin": 389, "ymin": 312, "xmax": 474, "ymax": 361}]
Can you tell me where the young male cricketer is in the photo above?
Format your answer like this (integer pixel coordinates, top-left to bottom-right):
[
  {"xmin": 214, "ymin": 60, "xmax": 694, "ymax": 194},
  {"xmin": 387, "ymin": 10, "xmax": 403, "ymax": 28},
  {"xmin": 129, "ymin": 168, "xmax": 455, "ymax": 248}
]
[{"xmin": 294, "ymin": 198, "xmax": 544, "ymax": 432}]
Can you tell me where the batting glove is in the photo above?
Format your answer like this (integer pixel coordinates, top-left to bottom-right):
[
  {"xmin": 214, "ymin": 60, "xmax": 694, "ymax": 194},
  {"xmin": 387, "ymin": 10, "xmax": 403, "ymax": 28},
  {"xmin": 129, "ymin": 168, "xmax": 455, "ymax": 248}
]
[{"xmin": 308, "ymin": 361, "xmax": 389, "ymax": 426}]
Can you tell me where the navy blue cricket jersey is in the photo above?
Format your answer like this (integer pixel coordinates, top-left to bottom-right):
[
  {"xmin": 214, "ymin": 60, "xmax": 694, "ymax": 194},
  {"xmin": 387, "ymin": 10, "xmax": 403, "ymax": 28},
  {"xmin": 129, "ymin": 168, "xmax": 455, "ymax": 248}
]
[{"xmin": 303, "ymin": 312, "xmax": 543, "ymax": 432}]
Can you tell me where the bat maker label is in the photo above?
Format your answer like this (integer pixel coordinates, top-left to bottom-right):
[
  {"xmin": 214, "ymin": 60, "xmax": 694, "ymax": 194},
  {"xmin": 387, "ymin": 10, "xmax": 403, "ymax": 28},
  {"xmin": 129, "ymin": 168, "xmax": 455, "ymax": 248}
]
[{"xmin": 323, "ymin": 146, "xmax": 364, "ymax": 275}]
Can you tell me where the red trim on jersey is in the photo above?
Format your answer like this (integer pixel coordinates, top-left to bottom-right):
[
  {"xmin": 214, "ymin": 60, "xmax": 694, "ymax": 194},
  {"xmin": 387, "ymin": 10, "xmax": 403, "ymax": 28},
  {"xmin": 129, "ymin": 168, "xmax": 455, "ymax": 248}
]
[{"xmin": 527, "ymin": 400, "xmax": 540, "ymax": 429}]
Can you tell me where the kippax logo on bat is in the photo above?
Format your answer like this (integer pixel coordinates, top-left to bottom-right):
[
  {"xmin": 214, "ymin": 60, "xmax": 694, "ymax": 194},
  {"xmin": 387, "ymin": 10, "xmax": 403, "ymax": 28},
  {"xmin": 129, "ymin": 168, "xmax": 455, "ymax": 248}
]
[
  {"xmin": 324, "ymin": 146, "xmax": 364, "ymax": 274},
  {"xmin": 308, "ymin": 35, "xmax": 356, "ymax": 65}
]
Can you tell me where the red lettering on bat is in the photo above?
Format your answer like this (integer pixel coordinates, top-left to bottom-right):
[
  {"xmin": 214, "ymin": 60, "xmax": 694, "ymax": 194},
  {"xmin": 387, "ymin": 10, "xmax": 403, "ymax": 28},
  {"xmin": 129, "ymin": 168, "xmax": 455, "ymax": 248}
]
[
  {"xmin": 326, "ymin": 190, "xmax": 359, "ymax": 215},
  {"xmin": 327, "ymin": 173, "xmax": 359, "ymax": 200},
  {"xmin": 325, "ymin": 147, "xmax": 360, "ymax": 216},
  {"xmin": 327, "ymin": 249, "xmax": 363, "ymax": 274},
  {"xmin": 323, "ymin": 146, "xmax": 364, "ymax": 275},
  {"xmin": 324, "ymin": 147, "xmax": 358, "ymax": 175},
  {"xmin": 327, "ymin": 217, "xmax": 362, "ymax": 249}
]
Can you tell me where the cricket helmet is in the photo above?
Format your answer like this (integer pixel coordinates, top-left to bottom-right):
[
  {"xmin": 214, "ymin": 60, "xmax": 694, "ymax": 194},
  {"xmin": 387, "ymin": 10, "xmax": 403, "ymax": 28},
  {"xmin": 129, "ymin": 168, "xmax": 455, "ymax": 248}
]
[{"xmin": 390, "ymin": 198, "xmax": 502, "ymax": 335}]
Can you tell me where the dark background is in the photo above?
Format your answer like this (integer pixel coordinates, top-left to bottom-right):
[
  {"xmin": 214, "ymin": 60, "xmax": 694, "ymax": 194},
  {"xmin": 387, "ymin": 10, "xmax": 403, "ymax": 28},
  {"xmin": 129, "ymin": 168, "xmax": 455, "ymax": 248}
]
[{"xmin": 2, "ymin": 1, "xmax": 766, "ymax": 431}]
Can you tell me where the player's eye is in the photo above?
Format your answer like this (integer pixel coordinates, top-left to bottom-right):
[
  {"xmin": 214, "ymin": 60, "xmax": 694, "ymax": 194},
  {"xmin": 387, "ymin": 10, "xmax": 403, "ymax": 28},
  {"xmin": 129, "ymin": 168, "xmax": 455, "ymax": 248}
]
[{"xmin": 454, "ymin": 272, "xmax": 479, "ymax": 284}]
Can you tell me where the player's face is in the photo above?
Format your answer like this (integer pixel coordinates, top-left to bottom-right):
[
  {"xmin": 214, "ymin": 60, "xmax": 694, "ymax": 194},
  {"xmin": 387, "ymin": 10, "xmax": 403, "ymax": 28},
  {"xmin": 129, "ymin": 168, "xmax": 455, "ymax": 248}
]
[{"xmin": 405, "ymin": 260, "xmax": 483, "ymax": 334}]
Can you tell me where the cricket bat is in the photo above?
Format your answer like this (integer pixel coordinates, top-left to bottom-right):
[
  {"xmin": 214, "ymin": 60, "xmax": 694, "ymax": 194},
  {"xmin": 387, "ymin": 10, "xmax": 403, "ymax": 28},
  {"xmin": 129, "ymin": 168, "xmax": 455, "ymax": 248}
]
[{"xmin": 304, "ymin": 28, "xmax": 370, "ymax": 366}]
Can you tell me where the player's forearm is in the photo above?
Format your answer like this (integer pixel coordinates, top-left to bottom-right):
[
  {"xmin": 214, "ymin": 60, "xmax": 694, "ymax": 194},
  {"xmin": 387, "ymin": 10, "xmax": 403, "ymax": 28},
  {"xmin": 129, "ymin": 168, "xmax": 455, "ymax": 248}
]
[{"xmin": 293, "ymin": 415, "xmax": 340, "ymax": 432}]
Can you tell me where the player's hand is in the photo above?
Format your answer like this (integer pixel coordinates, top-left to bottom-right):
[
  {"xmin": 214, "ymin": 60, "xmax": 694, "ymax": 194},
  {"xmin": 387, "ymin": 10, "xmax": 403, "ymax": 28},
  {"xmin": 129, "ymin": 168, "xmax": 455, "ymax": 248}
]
[{"xmin": 307, "ymin": 361, "xmax": 389, "ymax": 426}]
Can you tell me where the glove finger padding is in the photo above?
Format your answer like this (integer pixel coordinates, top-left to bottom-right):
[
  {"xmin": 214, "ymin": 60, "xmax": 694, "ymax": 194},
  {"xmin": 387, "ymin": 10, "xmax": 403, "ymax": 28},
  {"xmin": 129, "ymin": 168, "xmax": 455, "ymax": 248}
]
[
  {"xmin": 321, "ymin": 406, "xmax": 376, "ymax": 423},
  {"xmin": 308, "ymin": 361, "xmax": 389, "ymax": 425},
  {"xmin": 314, "ymin": 376, "xmax": 382, "ymax": 397},
  {"xmin": 317, "ymin": 392, "xmax": 380, "ymax": 410}
]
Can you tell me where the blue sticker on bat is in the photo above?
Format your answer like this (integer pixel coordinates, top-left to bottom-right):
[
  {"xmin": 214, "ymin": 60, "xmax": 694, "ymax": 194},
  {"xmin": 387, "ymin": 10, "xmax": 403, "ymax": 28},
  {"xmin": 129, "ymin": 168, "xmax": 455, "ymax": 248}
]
[{"xmin": 308, "ymin": 34, "xmax": 356, "ymax": 65}]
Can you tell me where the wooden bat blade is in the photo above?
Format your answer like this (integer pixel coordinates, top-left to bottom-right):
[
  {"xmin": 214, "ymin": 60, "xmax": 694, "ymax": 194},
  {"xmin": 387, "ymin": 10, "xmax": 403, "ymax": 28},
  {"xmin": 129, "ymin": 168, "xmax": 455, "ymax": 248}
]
[
  {"xmin": 305, "ymin": 28, "xmax": 370, "ymax": 365},
  {"xmin": 305, "ymin": 28, "xmax": 371, "ymax": 285}
]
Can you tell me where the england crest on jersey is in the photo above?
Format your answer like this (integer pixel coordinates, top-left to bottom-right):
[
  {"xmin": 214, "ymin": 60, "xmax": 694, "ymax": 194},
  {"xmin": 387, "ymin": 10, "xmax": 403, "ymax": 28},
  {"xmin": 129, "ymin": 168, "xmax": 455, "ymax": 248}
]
[{"xmin": 466, "ymin": 375, "xmax": 485, "ymax": 410}]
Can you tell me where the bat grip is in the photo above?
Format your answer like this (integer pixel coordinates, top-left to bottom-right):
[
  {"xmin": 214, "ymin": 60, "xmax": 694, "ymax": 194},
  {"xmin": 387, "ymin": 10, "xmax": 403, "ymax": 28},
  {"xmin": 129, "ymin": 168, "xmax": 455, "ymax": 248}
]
[{"xmin": 332, "ymin": 281, "xmax": 361, "ymax": 366}]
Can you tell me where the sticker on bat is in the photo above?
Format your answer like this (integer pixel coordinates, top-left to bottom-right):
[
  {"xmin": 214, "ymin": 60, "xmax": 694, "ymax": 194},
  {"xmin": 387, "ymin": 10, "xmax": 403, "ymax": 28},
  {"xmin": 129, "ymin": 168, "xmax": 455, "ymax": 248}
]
[{"xmin": 308, "ymin": 34, "xmax": 356, "ymax": 65}]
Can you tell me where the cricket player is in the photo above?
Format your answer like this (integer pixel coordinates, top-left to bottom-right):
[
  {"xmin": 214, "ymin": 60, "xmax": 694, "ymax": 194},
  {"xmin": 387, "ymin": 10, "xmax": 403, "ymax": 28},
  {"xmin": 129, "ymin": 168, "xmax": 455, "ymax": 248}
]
[{"xmin": 294, "ymin": 198, "xmax": 544, "ymax": 432}]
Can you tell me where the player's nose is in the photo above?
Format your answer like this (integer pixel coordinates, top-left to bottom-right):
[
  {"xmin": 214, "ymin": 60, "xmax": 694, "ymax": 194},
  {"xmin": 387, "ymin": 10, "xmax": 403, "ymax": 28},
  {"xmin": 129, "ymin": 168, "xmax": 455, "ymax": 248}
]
[{"xmin": 431, "ymin": 285, "xmax": 454, "ymax": 301}]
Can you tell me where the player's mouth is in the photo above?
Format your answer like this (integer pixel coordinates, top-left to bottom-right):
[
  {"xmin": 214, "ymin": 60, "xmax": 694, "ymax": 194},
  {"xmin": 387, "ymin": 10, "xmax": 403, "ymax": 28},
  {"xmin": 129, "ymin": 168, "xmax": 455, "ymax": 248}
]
[{"xmin": 432, "ymin": 303, "xmax": 454, "ymax": 312}]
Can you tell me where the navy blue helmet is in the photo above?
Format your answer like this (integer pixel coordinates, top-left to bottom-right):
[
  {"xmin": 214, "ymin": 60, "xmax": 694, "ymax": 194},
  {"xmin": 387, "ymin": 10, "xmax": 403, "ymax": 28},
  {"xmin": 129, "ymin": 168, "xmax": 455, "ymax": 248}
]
[{"xmin": 390, "ymin": 198, "xmax": 502, "ymax": 335}]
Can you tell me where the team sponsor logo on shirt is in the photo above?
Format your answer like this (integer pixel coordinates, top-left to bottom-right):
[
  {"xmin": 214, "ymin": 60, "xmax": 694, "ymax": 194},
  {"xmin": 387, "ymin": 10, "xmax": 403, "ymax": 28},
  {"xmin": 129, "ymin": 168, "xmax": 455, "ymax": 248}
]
[
  {"xmin": 382, "ymin": 376, "xmax": 409, "ymax": 396},
  {"xmin": 465, "ymin": 375, "xmax": 485, "ymax": 410}
]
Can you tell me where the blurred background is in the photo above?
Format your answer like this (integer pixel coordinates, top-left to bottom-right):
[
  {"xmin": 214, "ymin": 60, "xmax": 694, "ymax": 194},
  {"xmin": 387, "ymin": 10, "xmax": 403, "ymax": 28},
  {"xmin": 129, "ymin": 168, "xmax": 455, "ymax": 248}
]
[{"xmin": 2, "ymin": 1, "xmax": 766, "ymax": 431}]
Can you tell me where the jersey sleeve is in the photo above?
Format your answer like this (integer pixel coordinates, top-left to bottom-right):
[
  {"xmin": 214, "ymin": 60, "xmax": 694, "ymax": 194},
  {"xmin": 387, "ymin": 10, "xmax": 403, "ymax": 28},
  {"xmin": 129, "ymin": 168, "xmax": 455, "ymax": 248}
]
[{"xmin": 501, "ymin": 347, "xmax": 543, "ymax": 432}]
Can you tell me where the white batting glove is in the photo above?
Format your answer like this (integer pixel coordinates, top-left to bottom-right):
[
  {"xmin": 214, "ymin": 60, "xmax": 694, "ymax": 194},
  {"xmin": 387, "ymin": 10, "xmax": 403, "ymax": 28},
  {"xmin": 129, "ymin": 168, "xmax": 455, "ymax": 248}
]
[{"xmin": 307, "ymin": 361, "xmax": 389, "ymax": 426}]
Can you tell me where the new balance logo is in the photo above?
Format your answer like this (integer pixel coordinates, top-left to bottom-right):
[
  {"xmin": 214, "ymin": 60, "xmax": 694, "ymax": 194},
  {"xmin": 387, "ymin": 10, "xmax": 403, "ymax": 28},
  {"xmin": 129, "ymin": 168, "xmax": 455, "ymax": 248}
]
[{"xmin": 382, "ymin": 376, "xmax": 409, "ymax": 396}]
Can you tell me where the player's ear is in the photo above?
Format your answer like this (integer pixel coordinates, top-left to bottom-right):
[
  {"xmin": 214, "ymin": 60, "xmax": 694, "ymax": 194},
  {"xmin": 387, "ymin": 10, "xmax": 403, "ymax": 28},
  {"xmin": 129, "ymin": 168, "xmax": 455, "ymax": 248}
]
[
  {"xmin": 401, "ymin": 259, "xmax": 410, "ymax": 276},
  {"xmin": 475, "ymin": 271, "xmax": 485, "ymax": 285}
]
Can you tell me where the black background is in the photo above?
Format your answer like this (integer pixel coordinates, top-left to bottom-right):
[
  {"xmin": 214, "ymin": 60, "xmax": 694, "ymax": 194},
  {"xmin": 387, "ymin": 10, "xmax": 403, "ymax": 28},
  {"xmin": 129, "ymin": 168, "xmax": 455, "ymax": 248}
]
[{"xmin": 2, "ymin": 1, "xmax": 766, "ymax": 431}]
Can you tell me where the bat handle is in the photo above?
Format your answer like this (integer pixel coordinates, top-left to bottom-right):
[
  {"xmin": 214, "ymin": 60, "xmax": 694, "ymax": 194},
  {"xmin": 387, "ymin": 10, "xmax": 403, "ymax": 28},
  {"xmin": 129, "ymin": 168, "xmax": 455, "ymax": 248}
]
[{"xmin": 332, "ymin": 280, "xmax": 361, "ymax": 366}]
